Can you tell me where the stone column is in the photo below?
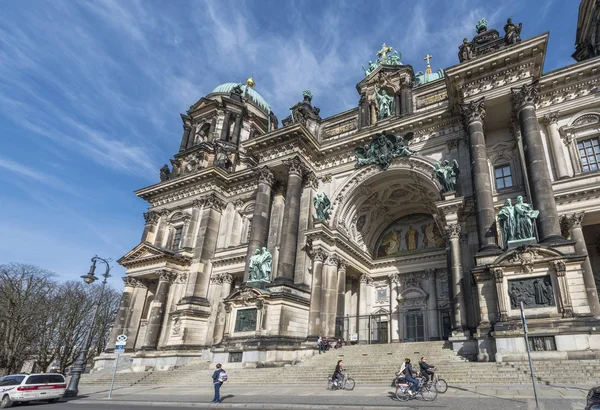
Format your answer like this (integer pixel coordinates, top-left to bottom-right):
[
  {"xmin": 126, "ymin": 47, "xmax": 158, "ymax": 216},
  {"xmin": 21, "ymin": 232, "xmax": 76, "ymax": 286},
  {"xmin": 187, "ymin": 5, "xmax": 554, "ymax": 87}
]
[
  {"xmin": 400, "ymin": 84, "xmax": 413, "ymax": 116},
  {"xmin": 308, "ymin": 249, "xmax": 326, "ymax": 338},
  {"xmin": 336, "ymin": 260, "xmax": 347, "ymax": 319},
  {"xmin": 562, "ymin": 212, "xmax": 600, "ymax": 318},
  {"xmin": 231, "ymin": 114, "xmax": 243, "ymax": 146},
  {"xmin": 542, "ymin": 112, "xmax": 570, "ymax": 180},
  {"xmin": 446, "ymin": 223, "xmax": 467, "ymax": 330},
  {"xmin": 186, "ymin": 123, "xmax": 197, "ymax": 149},
  {"xmin": 208, "ymin": 117, "xmax": 217, "ymax": 141},
  {"xmin": 142, "ymin": 271, "xmax": 174, "ymax": 350},
  {"xmin": 154, "ymin": 210, "xmax": 170, "ymax": 247},
  {"xmin": 394, "ymin": 91, "xmax": 402, "ymax": 117},
  {"xmin": 511, "ymin": 81, "xmax": 563, "ymax": 243},
  {"xmin": 142, "ymin": 211, "xmax": 160, "ymax": 243},
  {"xmin": 179, "ymin": 120, "xmax": 192, "ymax": 152},
  {"xmin": 295, "ymin": 172, "xmax": 318, "ymax": 285},
  {"xmin": 389, "ymin": 274, "xmax": 400, "ymax": 342},
  {"xmin": 460, "ymin": 98, "xmax": 499, "ymax": 251},
  {"xmin": 553, "ymin": 260, "xmax": 574, "ymax": 318},
  {"xmin": 358, "ymin": 94, "xmax": 370, "ymax": 129},
  {"xmin": 245, "ymin": 167, "xmax": 274, "ymax": 282},
  {"xmin": 426, "ymin": 269, "xmax": 439, "ymax": 340},
  {"xmin": 222, "ymin": 303, "xmax": 232, "ymax": 340},
  {"xmin": 181, "ymin": 195, "xmax": 224, "ymax": 305},
  {"xmin": 219, "ymin": 111, "xmax": 231, "ymax": 141},
  {"xmin": 358, "ymin": 273, "xmax": 369, "ymax": 343},
  {"xmin": 274, "ymin": 156, "xmax": 307, "ymax": 285},
  {"xmin": 209, "ymin": 275, "xmax": 223, "ymax": 344},
  {"xmin": 370, "ymin": 102, "xmax": 377, "ymax": 125},
  {"xmin": 492, "ymin": 268, "xmax": 508, "ymax": 322},
  {"xmin": 106, "ymin": 277, "xmax": 138, "ymax": 350},
  {"xmin": 320, "ymin": 254, "xmax": 339, "ymax": 338},
  {"xmin": 212, "ymin": 274, "xmax": 233, "ymax": 344},
  {"xmin": 184, "ymin": 208, "xmax": 199, "ymax": 248}
]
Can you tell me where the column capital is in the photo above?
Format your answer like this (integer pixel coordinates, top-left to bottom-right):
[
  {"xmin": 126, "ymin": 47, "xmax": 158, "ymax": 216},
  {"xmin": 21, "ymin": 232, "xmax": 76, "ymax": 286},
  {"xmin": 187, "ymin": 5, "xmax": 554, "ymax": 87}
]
[
  {"xmin": 558, "ymin": 127, "xmax": 574, "ymax": 146},
  {"xmin": 256, "ymin": 166, "xmax": 275, "ymax": 186},
  {"xmin": 158, "ymin": 270, "xmax": 176, "ymax": 283},
  {"xmin": 305, "ymin": 171, "xmax": 319, "ymax": 189},
  {"xmin": 360, "ymin": 273, "xmax": 371, "ymax": 284},
  {"xmin": 560, "ymin": 211, "xmax": 585, "ymax": 232},
  {"xmin": 552, "ymin": 260, "xmax": 567, "ymax": 276},
  {"xmin": 174, "ymin": 273, "xmax": 188, "ymax": 284},
  {"xmin": 424, "ymin": 268, "xmax": 436, "ymax": 277},
  {"xmin": 542, "ymin": 111, "xmax": 560, "ymax": 125},
  {"xmin": 192, "ymin": 193, "xmax": 225, "ymax": 212},
  {"xmin": 338, "ymin": 260, "xmax": 347, "ymax": 272},
  {"xmin": 491, "ymin": 267, "xmax": 503, "ymax": 283},
  {"xmin": 210, "ymin": 274, "xmax": 223, "ymax": 285},
  {"xmin": 325, "ymin": 253, "xmax": 339, "ymax": 266},
  {"xmin": 388, "ymin": 273, "xmax": 400, "ymax": 284},
  {"xmin": 313, "ymin": 248, "xmax": 327, "ymax": 262},
  {"xmin": 143, "ymin": 211, "xmax": 160, "ymax": 224},
  {"xmin": 122, "ymin": 276, "xmax": 142, "ymax": 288},
  {"xmin": 221, "ymin": 273, "xmax": 233, "ymax": 284},
  {"xmin": 511, "ymin": 80, "xmax": 540, "ymax": 112},
  {"xmin": 283, "ymin": 156, "xmax": 308, "ymax": 177},
  {"xmin": 459, "ymin": 97, "xmax": 486, "ymax": 125},
  {"xmin": 444, "ymin": 223, "xmax": 462, "ymax": 239}
]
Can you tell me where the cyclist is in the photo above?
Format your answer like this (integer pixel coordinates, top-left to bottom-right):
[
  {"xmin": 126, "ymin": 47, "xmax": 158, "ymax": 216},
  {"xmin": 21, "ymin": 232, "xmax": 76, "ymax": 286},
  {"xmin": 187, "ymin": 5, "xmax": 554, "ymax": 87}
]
[
  {"xmin": 332, "ymin": 359, "xmax": 344, "ymax": 388},
  {"xmin": 419, "ymin": 356, "xmax": 435, "ymax": 385},
  {"xmin": 403, "ymin": 358, "xmax": 419, "ymax": 395}
]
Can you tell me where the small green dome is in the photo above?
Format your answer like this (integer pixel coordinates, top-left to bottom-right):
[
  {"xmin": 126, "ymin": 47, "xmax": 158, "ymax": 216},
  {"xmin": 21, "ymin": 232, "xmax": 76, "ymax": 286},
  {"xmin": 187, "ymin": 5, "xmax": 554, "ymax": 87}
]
[{"xmin": 211, "ymin": 83, "xmax": 271, "ymax": 114}]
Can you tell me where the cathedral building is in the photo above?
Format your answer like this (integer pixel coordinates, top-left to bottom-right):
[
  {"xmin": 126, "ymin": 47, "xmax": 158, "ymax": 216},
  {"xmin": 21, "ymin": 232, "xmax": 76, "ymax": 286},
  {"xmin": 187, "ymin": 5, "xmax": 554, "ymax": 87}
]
[{"xmin": 99, "ymin": 3, "xmax": 600, "ymax": 370}]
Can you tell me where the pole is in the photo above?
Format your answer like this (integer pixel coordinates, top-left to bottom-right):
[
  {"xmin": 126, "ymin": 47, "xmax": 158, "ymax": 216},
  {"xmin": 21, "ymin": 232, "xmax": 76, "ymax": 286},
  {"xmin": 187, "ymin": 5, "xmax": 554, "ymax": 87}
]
[
  {"xmin": 520, "ymin": 301, "xmax": 539, "ymax": 409},
  {"xmin": 108, "ymin": 354, "xmax": 119, "ymax": 399},
  {"xmin": 65, "ymin": 277, "xmax": 107, "ymax": 397}
]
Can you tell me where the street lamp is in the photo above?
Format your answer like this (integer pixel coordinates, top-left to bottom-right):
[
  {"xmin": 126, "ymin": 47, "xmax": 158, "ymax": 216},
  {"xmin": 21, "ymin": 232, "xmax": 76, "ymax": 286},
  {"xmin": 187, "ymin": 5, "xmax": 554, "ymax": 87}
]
[{"xmin": 64, "ymin": 255, "xmax": 111, "ymax": 398}]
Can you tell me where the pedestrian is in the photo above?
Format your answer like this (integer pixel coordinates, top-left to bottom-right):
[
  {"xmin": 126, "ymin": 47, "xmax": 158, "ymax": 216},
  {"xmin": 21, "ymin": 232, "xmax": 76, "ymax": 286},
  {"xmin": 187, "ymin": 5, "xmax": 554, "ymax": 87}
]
[
  {"xmin": 211, "ymin": 363, "xmax": 227, "ymax": 403},
  {"xmin": 317, "ymin": 336, "xmax": 323, "ymax": 354}
]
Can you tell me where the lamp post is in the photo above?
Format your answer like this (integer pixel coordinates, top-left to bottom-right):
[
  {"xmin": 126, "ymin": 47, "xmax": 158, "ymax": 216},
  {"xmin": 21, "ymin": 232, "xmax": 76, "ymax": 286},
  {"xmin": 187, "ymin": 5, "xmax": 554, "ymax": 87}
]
[{"xmin": 64, "ymin": 255, "xmax": 111, "ymax": 398}]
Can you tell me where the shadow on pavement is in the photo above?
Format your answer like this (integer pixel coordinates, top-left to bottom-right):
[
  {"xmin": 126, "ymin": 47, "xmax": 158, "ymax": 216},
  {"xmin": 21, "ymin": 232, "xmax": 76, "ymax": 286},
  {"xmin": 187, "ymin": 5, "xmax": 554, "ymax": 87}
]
[{"xmin": 449, "ymin": 385, "xmax": 526, "ymax": 405}]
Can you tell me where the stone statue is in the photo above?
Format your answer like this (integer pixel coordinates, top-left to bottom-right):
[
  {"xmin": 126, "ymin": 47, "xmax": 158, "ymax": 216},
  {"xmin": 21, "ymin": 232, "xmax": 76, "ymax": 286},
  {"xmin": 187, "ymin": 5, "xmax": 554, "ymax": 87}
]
[
  {"xmin": 374, "ymin": 86, "xmax": 394, "ymax": 120},
  {"xmin": 497, "ymin": 198, "xmax": 516, "ymax": 243},
  {"xmin": 214, "ymin": 143, "xmax": 232, "ymax": 170},
  {"xmin": 269, "ymin": 111, "xmax": 279, "ymax": 131},
  {"xmin": 232, "ymin": 83, "xmax": 244, "ymax": 95},
  {"xmin": 458, "ymin": 38, "xmax": 474, "ymax": 62},
  {"xmin": 248, "ymin": 247, "xmax": 273, "ymax": 282},
  {"xmin": 504, "ymin": 18, "xmax": 522, "ymax": 45},
  {"xmin": 159, "ymin": 164, "xmax": 171, "ymax": 181},
  {"xmin": 313, "ymin": 192, "xmax": 331, "ymax": 223},
  {"xmin": 355, "ymin": 132, "xmax": 416, "ymax": 170},
  {"xmin": 194, "ymin": 123, "xmax": 207, "ymax": 143},
  {"xmin": 514, "ymin": 195, "xmax": 539, "ymax": 239},
  {"xmin": 434, "ymin": 159, "xmax": 460, "ymax": 192}
]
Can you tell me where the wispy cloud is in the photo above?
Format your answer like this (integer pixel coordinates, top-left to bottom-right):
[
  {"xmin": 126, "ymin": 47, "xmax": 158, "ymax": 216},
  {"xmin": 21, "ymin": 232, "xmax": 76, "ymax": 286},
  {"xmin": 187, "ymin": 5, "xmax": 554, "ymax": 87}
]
[{"xmin": 0, "ymin": 157, "xmax": 81, "ymax": 197}]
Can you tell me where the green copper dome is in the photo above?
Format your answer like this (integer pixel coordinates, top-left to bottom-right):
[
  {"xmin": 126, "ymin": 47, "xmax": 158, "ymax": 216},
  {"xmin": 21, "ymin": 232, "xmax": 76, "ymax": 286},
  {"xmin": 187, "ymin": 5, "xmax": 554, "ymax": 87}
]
[{"xmin": 211, "ymin": 83, "xmax": 271, "ymax": 114}]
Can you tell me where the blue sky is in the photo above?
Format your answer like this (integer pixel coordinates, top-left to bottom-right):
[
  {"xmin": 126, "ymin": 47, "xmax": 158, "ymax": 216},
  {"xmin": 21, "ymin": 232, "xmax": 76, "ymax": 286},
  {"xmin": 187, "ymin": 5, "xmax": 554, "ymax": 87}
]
[{"xmin": 0, "ymin": 0, "xmax": 577, "ymax": 290}]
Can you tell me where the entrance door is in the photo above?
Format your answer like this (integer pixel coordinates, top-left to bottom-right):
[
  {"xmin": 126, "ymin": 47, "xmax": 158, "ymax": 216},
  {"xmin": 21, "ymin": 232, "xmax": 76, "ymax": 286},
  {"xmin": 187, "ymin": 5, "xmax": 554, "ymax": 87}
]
[
  {"xmin": 441, "ymin": 309, "xmax": 452, "ymax": 340},
  {"xmin": 378, "ymin": 321, "xmax": 388, "ymax": 344},
  {"xmin": 405, "ymin": 310, "xmax": 425, "ymax": 342}
]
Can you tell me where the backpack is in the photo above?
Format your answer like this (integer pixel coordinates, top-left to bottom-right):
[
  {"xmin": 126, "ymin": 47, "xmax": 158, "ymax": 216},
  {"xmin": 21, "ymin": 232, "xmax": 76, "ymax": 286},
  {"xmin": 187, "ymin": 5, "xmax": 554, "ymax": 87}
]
[{"xmin": 219, "ymin": 370, "xmax": 228, "ymax": 382}]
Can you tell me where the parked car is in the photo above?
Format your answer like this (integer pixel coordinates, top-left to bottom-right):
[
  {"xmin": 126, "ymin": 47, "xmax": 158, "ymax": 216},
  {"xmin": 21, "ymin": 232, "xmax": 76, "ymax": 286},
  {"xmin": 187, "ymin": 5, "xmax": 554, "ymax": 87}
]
[
  {"xmin": 0, "ymin": 373, "xmax": 66, "ymax": 408},
  {"xmin": 587, "ymin": 385, "xmax": 600, "ymax": 410}
]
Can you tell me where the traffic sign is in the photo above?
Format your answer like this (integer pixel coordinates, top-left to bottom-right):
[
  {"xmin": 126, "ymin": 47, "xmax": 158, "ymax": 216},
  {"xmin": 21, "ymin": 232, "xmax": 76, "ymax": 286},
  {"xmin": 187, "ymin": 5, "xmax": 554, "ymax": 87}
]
[
  {"xmin": 115, "ymin": 344, "xmax": 125, "ymax": 355},
  {"xmin": 116, "ymin": 334, "xmax": 127, "ymax": 343}
]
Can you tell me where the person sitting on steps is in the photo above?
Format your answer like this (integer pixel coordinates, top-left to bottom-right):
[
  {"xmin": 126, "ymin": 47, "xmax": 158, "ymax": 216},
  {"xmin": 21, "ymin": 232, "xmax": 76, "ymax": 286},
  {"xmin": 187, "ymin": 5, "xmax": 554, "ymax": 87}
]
[
  {"xmin": 419, "ymin": 356, "xmax": 435, "ymax": 385},
  {"xmin": 332, "ymin": 359, "xmax": 344, "ymax": 388},
  {"xmin": 403, "ymin": 358, "xmax": 419, "ymax": 395}
]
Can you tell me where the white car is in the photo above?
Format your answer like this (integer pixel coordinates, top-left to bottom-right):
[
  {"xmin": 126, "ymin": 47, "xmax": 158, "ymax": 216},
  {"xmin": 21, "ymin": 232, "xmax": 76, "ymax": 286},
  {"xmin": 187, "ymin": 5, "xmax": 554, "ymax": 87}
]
[{"xmin": 0, "ymin": 373, "xmax": 66, "ymax": 408}]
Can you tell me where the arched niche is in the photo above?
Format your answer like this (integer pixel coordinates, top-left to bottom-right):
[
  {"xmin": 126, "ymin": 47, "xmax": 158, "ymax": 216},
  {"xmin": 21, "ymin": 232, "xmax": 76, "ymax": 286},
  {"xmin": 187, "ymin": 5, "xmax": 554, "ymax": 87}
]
[{"xmin": 374, "ymin": 213, "xmax": 446, "ymax": 258}]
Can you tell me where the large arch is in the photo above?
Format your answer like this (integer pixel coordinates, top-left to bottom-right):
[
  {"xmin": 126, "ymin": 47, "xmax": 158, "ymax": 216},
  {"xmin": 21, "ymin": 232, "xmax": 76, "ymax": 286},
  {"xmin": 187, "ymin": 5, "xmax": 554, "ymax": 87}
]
[{"xmin": 330, "ymin": 156, "xmax": 445, "ymax": 255}]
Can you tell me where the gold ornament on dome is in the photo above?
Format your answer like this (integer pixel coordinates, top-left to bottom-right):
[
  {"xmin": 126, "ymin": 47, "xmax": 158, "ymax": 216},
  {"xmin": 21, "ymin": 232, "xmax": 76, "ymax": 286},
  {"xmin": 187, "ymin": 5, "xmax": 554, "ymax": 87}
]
[{"xmin": 246, "ymin": 76, "xmax": 255, "ymax": 88}]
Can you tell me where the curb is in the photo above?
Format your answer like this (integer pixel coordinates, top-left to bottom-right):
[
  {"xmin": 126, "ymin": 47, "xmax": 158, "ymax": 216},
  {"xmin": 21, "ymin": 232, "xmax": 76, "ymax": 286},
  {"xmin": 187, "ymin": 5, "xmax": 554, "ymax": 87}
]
[{"xmin": 71, "ymin": 400, "xmax": 406, "ymax": 409}]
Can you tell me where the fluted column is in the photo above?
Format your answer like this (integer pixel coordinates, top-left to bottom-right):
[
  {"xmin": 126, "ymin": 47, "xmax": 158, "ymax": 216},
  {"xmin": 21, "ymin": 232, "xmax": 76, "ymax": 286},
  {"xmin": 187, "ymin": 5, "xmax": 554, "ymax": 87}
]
[
  {"xmin": 336, "ymin": 260, "xmax": 347, "ymax": 319},
  {"xmin": 142, "ymin": 211, "xmax": 160, "ymax": 243},
  {"xmin": 460, "ymin": 97, "xmax": 499, "ymax": 251},
  {"xmin": 320, "ymin": 254, "xmax": 339, "ymax": 338},
  {"xmin": 542, "ymin": 112, "xmax": 570, "ymax": 180},
  {"xmin": 181, "ymin": 195, "xmax": 224, "ymax": 304},
  {"xmin": 446, "ymin": 223, "xmax": 467, "ymax": 331},
  {"xmin": 511, "ymin": 81, "xmax": 563, "ymax": 243},
  {"xmin": 562, "ymin": 212, "xmax": 600, "ymax": 318},
  {"xmin": 308, "ymin": 249, "xmax": 326, "ymax": 337},
  {"xmin": 358, "ymin": 274, "xmax": 369, "ymax": 343},
  {"xmin": 106, "ymin": 277, "xmax": 138, "ymax": 350},
  {"xmin": 389, "ymin": 274, "xmax": 400, "ymax": 342},
  {"xmin": 275, "ymin": 156, "xmax": 307, "ymax": 285},
  {"xmin": 143, "ymin": 271, "xmax": 175, "ymax": 350},
  {"xmin": 425, "ymin": 269, "xmax": 439, "ymax": 340},
  {"xmin": 245, "ymin": 167, "xmax": 274, "ymax": 282}
]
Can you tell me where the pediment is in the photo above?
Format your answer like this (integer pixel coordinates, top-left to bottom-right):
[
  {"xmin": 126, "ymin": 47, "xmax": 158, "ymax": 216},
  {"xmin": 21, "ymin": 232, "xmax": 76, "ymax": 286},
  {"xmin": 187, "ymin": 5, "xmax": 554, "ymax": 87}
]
[
  {"xmin": 492, "ymin": 245, "xmax": 565, "ymax": 267},
  {"xmin": 118, "ymin": 242, "xmax": 191, "ymax": 268}
]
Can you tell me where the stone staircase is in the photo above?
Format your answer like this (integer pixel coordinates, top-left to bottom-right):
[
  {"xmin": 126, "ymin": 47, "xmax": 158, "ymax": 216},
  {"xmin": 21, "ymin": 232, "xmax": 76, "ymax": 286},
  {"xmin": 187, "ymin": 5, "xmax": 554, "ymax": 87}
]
[{"xmin": 80, "ymin": 342, "xmax": 600, "ymax": 387}]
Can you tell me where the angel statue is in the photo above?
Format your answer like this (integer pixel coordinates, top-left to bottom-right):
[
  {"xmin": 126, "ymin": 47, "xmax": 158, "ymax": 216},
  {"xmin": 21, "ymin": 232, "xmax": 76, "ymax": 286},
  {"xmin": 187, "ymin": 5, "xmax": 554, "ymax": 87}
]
[
  {"xmin": 434, "ymin": 159, "xmax": 460, "ymax": 192},
  {"xmin": 313, "ymin": 192, "xmax": 331, "ymax": 223}
]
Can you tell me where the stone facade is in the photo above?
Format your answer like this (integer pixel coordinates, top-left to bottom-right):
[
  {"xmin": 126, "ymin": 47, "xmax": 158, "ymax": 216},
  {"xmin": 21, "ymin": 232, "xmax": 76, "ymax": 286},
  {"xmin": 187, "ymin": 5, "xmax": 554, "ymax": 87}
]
[{"xmin": 96, "ymin": 4, "xmax": 600, "ymax": 371}]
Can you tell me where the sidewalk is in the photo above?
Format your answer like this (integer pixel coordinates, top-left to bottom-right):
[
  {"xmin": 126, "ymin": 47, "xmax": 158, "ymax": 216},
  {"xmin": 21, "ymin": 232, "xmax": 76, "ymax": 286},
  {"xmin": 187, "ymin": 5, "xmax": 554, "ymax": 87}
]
[{"xmin": 69, "ymin": 383, "xmax": 592, "ymax": 409}]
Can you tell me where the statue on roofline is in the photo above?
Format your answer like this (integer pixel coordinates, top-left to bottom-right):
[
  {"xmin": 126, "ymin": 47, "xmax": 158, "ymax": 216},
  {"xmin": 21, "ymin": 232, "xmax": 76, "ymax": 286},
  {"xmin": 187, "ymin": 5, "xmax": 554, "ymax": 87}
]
[
  {"xmin": 504, "ymin": 18, "xmax": 522, "ymax": 45},
  {"xmin": 159, "ymin": 164, "xmax": 171, "ymax": 181}
]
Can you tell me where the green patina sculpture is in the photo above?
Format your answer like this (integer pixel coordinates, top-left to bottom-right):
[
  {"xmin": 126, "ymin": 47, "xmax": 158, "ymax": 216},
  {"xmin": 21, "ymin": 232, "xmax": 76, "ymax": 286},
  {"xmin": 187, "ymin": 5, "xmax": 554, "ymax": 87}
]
[
  {"xmin": 362, "ymin": 46, "xmax": 402, "ymax": 77},
  {"xmin": 498, "ymin": 196, "xmax": 539, "ymax": 243},
  {"xmin": 355, "ymin": 132, "xmax": 416, "ymax": 170},
  {"xmin": 476, "ymin": 18, "xmax": 488, "ymax": 33},
  {"xmin": 302, "ymin": 90, "xmax": 313, "ymax": 100},
  {"xmin": 248, "ymin": 247, "xmax": 273, "ymax": 282},
  {"xmin": 434, "ymin": 159, "xmax": 460, "ymax": 192},
  {"xmin": 313, "ymin": 192, "xmax": 331, "ymax": 223},
  {"xmin": 375, "ymin": 86, "xmax": 394, "ymax": 119}
]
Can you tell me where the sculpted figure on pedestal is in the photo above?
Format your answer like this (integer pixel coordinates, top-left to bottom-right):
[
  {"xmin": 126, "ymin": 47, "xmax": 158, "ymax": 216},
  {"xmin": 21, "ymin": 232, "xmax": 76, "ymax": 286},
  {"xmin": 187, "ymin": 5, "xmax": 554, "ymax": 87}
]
[
  {"xmin": 313, "ymin": 192, "xmax": 331, "ymax": 223},
  {"xmin": 374, "ymin": 86, "xmax": 394, "ymax": 120},
  {"xmin": 504, "ymin": 18, "xmax": 522, "ymax": 45},
  {"xmin": 159, "ymin": 164, "xmax": 171, "ymax": 181},
  {"xmin": 458, "ymin": 38, "xmax": 474, "ymax": 62},
  {"xmin": 248, "ymin": 247, "xmax": 273, "ymax": 282},
  {"xmin": 434, "ymin": 159, "xmax": 460, "ymax": 192},
  {"xmin": 498, "ymin": 198, "xmax": 516, "ymax": 243},
  {"xmin": 514, "ymin": 196, "xmax": 539, "ymax": 239}
]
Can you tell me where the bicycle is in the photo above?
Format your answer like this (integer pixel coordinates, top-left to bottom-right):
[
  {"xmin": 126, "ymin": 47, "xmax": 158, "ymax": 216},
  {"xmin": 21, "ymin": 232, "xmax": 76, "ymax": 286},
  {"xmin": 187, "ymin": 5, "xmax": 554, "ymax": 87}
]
[
  {"xmin": 422, "ymin": 367, "xmax": 448, "ymax": 393},
  {"xmin": 327, "ymin": 370, "xmax": 355, "ymax": 391},
  {"xmin": 394, "ymin": 376, "xmax": 438, "ymax": 402}
]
